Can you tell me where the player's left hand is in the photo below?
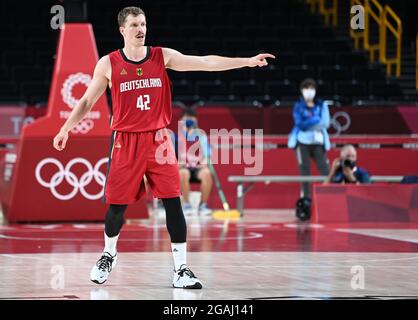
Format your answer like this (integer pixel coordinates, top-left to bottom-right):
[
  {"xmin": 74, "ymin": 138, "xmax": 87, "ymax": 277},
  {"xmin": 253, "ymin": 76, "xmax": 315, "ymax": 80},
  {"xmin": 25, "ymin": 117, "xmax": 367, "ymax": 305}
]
[{"xmin": 248, "ymin": 53, "xmax": 276, "ymax": 67}]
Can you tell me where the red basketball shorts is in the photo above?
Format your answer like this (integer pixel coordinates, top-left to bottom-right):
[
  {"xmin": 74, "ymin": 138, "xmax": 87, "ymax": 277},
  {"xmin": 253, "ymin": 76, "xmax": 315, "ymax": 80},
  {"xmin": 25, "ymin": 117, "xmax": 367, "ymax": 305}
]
[{"xmin": 104, "ymin": 128, "xmax": 181, "ymax": 204}]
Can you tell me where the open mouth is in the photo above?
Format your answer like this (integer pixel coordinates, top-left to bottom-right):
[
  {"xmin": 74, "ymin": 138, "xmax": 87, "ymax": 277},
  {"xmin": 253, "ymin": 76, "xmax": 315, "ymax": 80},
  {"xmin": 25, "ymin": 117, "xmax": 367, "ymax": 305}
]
[{"xmin": 136, "ymin": 34, "xmax": 145, "ymax": 39}]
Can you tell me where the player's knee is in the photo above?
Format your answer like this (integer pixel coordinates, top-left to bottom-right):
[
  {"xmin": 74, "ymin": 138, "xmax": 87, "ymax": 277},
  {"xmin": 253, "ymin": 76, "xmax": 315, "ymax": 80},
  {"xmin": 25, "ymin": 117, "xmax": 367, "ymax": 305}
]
[
  {"xmin": 199, "ymin": 168, "xmax": 212, "ymax": 182},
  {"xmin": 299, "ymin": 163, "xmax": 310, "ymax": 172},
  {"xmin": 179, "ymin": 169, "xmax": 190, "ymax": 181}
]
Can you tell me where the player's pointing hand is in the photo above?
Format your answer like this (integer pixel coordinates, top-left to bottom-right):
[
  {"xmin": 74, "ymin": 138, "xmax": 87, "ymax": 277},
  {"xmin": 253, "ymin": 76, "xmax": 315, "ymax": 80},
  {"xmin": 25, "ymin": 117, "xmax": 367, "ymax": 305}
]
[{"xmin": 248, "ymin": 53, "xmax": 276, "ymax": 67}]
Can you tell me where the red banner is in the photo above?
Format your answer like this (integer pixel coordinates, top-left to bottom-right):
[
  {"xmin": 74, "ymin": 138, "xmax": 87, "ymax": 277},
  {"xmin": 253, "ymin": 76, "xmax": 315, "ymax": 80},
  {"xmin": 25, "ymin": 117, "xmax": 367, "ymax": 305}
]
[
  {"xmin": 312, "ymin": 184, "xmax": 418, "ymax": 223},
  {"xmin": 167, "ymin": 105, "xmax": 418, "ymax": 135}
]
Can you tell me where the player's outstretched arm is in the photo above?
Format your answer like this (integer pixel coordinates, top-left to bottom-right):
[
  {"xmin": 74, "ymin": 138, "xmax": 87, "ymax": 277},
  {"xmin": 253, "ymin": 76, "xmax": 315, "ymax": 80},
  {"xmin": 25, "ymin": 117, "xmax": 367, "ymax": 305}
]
[
  {"xmin": 53, "ymin": 56, "xmax": 110, "ymax": 151},
  {"xmin": 162, "ymin": 48, "xmax": 275, "ymax": 72}
]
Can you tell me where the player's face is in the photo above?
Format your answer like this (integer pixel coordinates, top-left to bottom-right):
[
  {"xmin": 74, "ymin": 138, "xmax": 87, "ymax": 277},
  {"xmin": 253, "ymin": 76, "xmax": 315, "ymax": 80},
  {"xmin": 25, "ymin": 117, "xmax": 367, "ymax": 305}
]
[{"xmin": 120, "ymin": 14, "xmax": 147, "ymax": 46}]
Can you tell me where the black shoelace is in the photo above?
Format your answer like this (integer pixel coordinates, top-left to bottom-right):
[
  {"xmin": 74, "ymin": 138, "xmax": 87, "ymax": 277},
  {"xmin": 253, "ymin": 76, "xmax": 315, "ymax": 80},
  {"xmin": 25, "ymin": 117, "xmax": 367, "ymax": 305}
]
[
  {"xmin": 96, "ymin": 254, "xmax": 114, "ymax": 272},
  {"xmin": 178, "ymin": 267, "xmax": 196, "ymax": 279}
]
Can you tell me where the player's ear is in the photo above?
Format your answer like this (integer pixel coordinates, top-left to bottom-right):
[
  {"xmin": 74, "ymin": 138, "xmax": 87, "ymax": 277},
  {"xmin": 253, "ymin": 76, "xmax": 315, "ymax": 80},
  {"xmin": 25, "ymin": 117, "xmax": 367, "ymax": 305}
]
[{"xmin": 119, "ymin": 26, "xmax": 124, "ymax": 36}]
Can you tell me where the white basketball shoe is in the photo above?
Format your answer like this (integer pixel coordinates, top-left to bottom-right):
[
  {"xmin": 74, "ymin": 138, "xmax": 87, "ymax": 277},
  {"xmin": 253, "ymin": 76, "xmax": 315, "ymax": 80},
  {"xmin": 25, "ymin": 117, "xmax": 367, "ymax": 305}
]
[
  {"xmin": 90, "ymin": 252, "xmax": 117, "ymax": 284},
  {"xmin": 183, "ymin": 202, "xmax": 194, "ymax": 216},
  {"xmin": 198, "ymin": 202, "xmax": 212, "ymax": 216},
  {"xmin": 172, "ymin": 264, "xmax": 203, "ymax": 289}
]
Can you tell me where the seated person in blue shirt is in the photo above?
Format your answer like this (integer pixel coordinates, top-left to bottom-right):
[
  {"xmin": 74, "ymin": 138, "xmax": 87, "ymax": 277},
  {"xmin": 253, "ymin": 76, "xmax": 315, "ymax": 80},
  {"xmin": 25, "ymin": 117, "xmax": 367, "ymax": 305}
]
[
  {"xmin": 325, "ymin": 144, "xmax": 370, "ymax": 184},
  {"xmin": 172, "ymin": 109, "xmax": 212, "ymax": 216}
]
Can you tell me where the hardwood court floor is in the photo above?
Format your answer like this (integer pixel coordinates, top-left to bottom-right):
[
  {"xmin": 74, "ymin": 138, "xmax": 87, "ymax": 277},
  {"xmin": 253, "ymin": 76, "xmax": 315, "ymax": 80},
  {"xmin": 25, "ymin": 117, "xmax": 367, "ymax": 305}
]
[{"xmin": 1, "ymin": 210, "xmax": 417, "ymax": 300}]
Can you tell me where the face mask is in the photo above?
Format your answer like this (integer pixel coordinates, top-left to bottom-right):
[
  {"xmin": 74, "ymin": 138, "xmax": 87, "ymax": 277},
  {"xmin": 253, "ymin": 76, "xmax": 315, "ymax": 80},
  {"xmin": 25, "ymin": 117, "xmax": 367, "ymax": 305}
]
[
  {"xmin": 302, "ymin": 88, "xmax": 316, "ymax": 101},
  {"xmin": 185, "ymin": 119, "xmax": 196, "ymax": 128}
]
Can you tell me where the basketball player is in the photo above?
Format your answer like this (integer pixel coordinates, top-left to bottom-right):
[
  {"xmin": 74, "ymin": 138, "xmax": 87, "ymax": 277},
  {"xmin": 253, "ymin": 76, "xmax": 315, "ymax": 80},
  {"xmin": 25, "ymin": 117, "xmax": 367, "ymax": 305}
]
[{"xmin": 53, "ymin": 6, "xmax": 275, "ymax": 289}]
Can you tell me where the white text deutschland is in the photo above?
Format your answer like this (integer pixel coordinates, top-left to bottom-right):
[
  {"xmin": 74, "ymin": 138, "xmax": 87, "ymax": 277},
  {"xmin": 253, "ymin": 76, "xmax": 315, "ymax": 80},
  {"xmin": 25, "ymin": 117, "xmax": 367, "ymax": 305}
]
[{"xmin": 120, "ymin": 78, "xmax": 162, "ymax": 92}]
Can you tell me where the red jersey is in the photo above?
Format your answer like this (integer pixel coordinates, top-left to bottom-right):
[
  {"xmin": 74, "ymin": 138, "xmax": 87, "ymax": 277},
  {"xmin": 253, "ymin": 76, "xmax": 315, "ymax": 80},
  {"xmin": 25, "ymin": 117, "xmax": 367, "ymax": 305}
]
[{"xmin": 108, "ymin": 46, "xmax": 172, "ymax": 132}]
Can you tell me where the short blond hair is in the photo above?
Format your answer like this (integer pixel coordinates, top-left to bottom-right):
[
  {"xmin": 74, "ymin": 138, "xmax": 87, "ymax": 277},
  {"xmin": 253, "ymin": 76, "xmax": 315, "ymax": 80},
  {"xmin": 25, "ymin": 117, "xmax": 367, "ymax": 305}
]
[
  {"xmin": 118, "ymin": 6, "xmax": 145, "ymax": 27},
  {"xmin": 340, "ymin": 144, "xmax": 356, "ymax": 157}
]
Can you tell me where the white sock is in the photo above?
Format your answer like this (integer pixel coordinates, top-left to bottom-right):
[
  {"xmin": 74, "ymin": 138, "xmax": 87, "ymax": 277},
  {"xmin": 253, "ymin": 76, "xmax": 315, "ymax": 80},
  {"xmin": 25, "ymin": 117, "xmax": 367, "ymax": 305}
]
[
  {"xmin": 104, "ymin": 232, "xmax": 119, "ymax": 256},
  {"xmin": 171, "ymin": 242, "xmax": 187, "ymax": 271}
]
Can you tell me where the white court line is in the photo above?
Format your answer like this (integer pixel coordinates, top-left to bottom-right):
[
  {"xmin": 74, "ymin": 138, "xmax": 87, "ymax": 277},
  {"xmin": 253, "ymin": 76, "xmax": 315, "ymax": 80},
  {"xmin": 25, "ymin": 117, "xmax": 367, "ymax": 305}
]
[
  {"xmin": 0, "ymin": 224, "xmax": 227, "ymax": 231},
  {"xmin": 336, "ymin": 228, "xmax": 418, "ymax": 244},
  {"xmin": 0, "ymin": 232, "xmax": 263, "ymax": 242},
  {"xmin": 0, "ymin": 254, "xmax": 51, "ymax": 261}
]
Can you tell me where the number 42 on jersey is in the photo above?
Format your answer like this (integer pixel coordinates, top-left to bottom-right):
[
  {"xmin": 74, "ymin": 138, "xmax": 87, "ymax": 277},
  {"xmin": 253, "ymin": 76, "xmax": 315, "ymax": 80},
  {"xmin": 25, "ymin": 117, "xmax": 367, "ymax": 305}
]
[{"xmin": 137, "ymin": 94, "xmax": 150, "ymax": 111}]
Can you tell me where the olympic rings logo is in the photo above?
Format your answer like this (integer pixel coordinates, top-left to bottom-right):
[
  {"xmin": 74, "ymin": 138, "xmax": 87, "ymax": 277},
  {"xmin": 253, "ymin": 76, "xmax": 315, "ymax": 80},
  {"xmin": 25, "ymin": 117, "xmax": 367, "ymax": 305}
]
[
  {"xmin": 71, "ymin": 119, "xmax": 94, "ymax": 134},
  {"xmin": 35, "ymin": 157, "xmax": 108, "ymax": 201},
  {"xmin": 61, "ymin": 73, "xmax": 95, "ymax": 134},
  {"xmin": 61, "ymin": 73, "xmax": 92, "ymax": 109},
  {"xmin": 330, "ymin": 111, "xmax": 351, "ymax": 135}
]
